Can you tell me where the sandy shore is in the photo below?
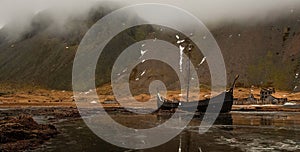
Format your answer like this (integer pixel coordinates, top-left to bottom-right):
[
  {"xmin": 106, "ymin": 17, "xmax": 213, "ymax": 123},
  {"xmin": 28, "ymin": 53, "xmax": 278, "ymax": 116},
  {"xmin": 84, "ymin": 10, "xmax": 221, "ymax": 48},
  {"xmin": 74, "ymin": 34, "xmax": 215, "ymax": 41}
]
[
  {"xmin": 0, "ymin": 87, "xmax": 299, "ymax": 112},
  {"xmin": 0, "ymin": 86, "xmax": 299, "ymax": 151}
]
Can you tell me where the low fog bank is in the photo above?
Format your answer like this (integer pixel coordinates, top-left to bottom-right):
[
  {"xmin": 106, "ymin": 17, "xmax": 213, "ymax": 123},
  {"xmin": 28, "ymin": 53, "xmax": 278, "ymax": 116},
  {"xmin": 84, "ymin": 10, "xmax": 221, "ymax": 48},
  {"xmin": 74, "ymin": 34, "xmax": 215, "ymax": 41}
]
[{"xmin": 1, "ymin": 0, "xmax": 300, "ymax": 40}]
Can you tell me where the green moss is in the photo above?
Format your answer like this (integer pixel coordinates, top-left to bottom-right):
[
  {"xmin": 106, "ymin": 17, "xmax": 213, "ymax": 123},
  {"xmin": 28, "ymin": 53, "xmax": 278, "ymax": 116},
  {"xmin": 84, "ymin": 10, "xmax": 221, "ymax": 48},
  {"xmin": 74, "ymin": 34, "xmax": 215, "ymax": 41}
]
[{"xmin": 247, "ymin": 50, "xmax": 295, "ymax": 90}]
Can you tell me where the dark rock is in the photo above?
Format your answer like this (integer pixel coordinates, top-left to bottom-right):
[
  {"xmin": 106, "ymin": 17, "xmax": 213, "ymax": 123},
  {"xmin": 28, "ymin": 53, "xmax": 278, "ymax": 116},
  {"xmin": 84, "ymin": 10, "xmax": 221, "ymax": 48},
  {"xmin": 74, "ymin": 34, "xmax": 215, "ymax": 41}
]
[{"xmin": 0, "ymin": 115, "xmax": 58, "ymax": 151}]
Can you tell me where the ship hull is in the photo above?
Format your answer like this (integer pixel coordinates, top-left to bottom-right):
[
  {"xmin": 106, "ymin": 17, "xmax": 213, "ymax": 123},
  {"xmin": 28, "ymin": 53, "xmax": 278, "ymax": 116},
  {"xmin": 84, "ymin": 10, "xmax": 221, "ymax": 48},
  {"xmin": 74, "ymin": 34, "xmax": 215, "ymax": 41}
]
[{"xmin": 157, "ymin": 92, "xmax": 233, "ymax": 113}]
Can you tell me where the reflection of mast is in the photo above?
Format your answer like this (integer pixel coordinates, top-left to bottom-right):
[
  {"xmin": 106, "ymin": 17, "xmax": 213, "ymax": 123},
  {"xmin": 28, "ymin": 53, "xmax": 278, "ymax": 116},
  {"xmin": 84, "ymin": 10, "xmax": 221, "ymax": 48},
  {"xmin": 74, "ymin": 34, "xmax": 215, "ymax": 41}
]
[
  {"xmin": 178, "ymin": 115, "xmax": 182, "ymax": 152},
  {"xmin": 186, "ymin": 129, "xmax": 191, "ymax": 152},
  {"xmin": 178, "ymin": 134, "xmax": 182, "ymax": 152}
]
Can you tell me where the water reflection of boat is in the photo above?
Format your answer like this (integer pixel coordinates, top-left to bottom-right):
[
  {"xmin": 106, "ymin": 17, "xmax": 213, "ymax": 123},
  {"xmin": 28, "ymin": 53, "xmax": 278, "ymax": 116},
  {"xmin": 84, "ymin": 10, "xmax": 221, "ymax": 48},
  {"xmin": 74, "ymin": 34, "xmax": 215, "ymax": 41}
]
[
  {"xmin": 156, "ymin": 113, "xmax": 233, "ymax": 127},
  {"xmin": 157, "ymin": 75, "xmax": 239, "ymax": 113}
]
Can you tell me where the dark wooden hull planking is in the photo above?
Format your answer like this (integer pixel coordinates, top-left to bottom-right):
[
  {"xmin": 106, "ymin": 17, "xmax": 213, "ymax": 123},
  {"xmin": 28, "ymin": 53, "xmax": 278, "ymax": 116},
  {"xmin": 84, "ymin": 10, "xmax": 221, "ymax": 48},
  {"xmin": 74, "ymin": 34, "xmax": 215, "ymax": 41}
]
[{"xmin": 157, "ymin": 91, "xmax": 234, "ymax": 113}]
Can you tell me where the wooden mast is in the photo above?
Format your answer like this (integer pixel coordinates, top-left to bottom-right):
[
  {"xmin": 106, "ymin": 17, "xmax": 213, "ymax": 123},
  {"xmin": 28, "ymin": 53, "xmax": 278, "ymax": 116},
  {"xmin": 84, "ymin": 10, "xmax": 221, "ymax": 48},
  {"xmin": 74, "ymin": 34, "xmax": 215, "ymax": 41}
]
[
  {"xmin": 178, "ymin": 37, "xmax": 193, "ymax": 102},
  {"xmin": 178, "ymin": 38, "xmax": 193, "ymax": 102},
  {"xmin": 186, "ymin": 43, "xmax": 193, "ymax": 102}
]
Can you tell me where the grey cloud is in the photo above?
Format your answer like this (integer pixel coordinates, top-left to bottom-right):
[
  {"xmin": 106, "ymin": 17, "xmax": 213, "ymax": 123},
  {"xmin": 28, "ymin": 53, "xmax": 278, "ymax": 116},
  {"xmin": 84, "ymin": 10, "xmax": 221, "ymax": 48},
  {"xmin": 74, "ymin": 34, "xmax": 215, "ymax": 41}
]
[{"xmin": 0, "ymin": 0, "xmax": 300, "ymax": 39}]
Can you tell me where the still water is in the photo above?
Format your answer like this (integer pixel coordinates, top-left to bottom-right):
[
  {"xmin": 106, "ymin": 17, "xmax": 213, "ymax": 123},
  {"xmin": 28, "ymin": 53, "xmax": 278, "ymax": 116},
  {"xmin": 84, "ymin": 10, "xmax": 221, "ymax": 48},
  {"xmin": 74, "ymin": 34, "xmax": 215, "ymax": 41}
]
[{"xmin": 35, "ymin": 112, "xmax": 300, "ymax": 152}]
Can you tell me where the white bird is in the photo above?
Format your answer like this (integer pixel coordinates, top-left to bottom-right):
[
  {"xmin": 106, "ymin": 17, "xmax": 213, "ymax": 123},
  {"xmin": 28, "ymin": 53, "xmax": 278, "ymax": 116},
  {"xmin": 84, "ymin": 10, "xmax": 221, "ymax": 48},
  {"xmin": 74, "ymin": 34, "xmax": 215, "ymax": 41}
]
[
  {"xmin": 199, "ymin": 57, "xmax": 207, "ymax": 65},
  {"xmin": 176, "ymin": 35, "xmax": 180, "ymax": 39},
  {"xmin": 140, "ymin": 49, "xmax": 148, "ymax": 56},
  {"xmin": 140, "ymin": 70, "xmax": 146, "ymax": 76},
  {"xmin": 90, "ymin": 101, "xmax": 97, "ymax": 104},
  {"xmin": 177, "ymin": 39, "xmax": 185, "ymax": 44}
]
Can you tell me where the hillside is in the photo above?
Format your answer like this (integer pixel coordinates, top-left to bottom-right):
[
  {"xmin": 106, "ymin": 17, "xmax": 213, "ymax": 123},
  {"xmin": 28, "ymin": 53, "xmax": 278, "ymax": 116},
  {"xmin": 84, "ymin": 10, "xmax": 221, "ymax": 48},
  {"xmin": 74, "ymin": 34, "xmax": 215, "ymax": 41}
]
[{"xmin": 0, "ymin": 4, "xmax": 300, "ymax": 92}]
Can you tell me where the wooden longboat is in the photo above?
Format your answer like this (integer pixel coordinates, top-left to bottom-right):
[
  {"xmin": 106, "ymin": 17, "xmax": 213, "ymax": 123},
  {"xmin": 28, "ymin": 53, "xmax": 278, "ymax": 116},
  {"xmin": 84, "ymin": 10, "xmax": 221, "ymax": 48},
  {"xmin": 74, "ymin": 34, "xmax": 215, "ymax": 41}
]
[{"xmin": 157, "ymin": 75, "xmax": 239, "ymax": 113}]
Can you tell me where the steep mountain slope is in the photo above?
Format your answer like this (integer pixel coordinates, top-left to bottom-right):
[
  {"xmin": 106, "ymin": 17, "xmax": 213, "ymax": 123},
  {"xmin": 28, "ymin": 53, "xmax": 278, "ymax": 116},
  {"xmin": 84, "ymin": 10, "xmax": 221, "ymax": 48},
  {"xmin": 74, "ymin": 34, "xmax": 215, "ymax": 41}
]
[
  {"xmin": 0, "ymin": 5, "xmax": 299, "ymax": 91},
  {"xmin": 213, "ymin": 18, "xmax": 300, "ymax": 90}
]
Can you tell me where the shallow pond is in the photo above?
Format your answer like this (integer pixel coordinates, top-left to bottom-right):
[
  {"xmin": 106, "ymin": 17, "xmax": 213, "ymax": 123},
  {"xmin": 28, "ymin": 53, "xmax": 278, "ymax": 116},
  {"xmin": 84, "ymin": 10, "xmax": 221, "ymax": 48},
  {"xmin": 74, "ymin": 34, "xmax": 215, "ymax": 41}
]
[{"xmin": 34, "ymin": 111, "xmax": 300, "ymax": 152}]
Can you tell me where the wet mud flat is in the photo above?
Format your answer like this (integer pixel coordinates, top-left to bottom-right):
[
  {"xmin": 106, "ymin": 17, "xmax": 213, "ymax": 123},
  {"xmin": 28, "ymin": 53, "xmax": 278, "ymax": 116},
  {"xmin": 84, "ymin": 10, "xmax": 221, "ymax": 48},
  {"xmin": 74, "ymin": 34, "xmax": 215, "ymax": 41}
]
[
  {"xmin": 0, "ymin": 106, "xmax": 153, "ymax": 151},
  {"xmin": 0, "ymin": 107, "xmax": 223, "ymax": 151},
  {"xmin": 1, "ymin": 107, "xmax": 300, "ymax": 152},
  {"xmin": 0, "ymin": 115, "xmax": 58, "ymax": 151},
  {"xmin": 34, "ymin": 111, "xmax": 300, "ymax": 152},
  {"xmin": 0, "ymin": 107, "xmax": 77, "ymax": 151}
]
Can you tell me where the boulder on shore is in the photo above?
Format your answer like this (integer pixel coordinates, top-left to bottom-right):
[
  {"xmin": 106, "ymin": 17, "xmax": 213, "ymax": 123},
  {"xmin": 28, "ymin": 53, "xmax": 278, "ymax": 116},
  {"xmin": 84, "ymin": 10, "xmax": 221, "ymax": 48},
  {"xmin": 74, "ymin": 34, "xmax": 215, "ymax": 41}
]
[{"xmin": 0, "ymin": 115, "xmax": 58, "ymax": 151}]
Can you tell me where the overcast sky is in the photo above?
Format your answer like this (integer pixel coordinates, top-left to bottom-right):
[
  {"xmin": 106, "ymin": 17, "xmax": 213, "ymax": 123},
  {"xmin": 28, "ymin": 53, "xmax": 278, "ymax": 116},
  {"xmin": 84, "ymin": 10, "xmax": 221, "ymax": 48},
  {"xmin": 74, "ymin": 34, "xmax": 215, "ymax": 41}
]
[{"xmin": 0, "ymin": 0, "xmax": 300, "ymax": 37}]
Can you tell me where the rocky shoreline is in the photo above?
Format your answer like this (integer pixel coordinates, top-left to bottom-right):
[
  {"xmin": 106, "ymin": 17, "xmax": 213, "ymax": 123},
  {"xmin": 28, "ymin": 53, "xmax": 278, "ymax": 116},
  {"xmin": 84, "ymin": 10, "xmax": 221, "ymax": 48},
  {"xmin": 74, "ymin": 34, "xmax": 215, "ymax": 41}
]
[
  {"xmin": 0, "ymin": 106, "xmax": 85, "ymax": 151},
  {"xmin": 0, "ymin": 104, "xmax": 299, "ymax": 151},
  {"xmin": 0, "ymin": 115, "xmax": 59, "ymax": 151},
  {"xmin": 0, "ymin": 86, "xmax": 299, "ymax": 151},
  {"xmin": 0, "ymin": 106, "xmax": 140, "ymax": 151}
]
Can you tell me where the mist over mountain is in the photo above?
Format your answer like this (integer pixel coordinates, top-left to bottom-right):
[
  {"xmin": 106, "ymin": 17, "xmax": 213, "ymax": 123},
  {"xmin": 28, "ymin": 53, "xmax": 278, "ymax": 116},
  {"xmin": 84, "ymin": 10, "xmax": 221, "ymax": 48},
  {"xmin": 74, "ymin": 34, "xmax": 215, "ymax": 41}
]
[
  {"xmin": 0, "ymin": 1, "xmax": 300, "ymax": 91},
  {"xmin": 1, "ymin": 0, "xmax": 300, "ymax": 40}
]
